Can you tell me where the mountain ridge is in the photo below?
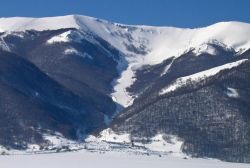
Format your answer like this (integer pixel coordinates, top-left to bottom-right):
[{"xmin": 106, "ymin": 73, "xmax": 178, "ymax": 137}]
[{"xmin": 0, "ymin": 15, "xmax": 249, "ymax": 30}]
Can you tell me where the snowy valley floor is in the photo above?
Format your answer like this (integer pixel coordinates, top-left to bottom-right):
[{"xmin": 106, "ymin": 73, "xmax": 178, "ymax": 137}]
[
  {"xmin": 0, "ymin": 131, "xmax": 249, "ymax": 167},
  {"xmin": 0, "ymin": 150, "xmax": 249, "ymax": 168}
]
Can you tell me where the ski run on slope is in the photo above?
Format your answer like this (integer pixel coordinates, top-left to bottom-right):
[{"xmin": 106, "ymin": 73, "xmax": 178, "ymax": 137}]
[{"xmin": 159, "ymin": 59, "xmax": 248, "ymax": 95}]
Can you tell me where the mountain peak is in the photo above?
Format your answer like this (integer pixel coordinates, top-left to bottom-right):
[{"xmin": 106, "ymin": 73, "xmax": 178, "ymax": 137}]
[
  {"xmin": 0, "ymin": 15, "xmax": 70, "ymax": 31},
  {"xmin": 0, "ymin": 15, "xmax": 94, "ymax": 32}
]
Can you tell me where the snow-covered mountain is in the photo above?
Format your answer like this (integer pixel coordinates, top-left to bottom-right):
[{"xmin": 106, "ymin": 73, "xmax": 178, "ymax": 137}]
[
  {"xmin": 0, "ymin": 15, "xmax": 250, "ymax": 163},
  {"xmin": 1, "ymin": 15, "xmax": 250, "ymax": 107}
]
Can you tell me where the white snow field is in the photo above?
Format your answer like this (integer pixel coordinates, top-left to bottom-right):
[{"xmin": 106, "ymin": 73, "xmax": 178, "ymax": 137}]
[{"xmin": 0, "ymin": 151, "xmax": 249, "ymax": 168}]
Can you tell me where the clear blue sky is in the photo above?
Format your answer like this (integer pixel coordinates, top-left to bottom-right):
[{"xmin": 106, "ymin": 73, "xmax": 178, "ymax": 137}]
[{"xmin": 0, "ymin": 0, "xmax": 250, "ymax": 28}]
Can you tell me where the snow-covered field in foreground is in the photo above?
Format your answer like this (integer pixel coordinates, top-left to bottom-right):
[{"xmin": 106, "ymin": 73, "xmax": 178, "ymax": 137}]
[{"xmin": 0, "ymin": 151, "xmax": 249, "ymax": 168}]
